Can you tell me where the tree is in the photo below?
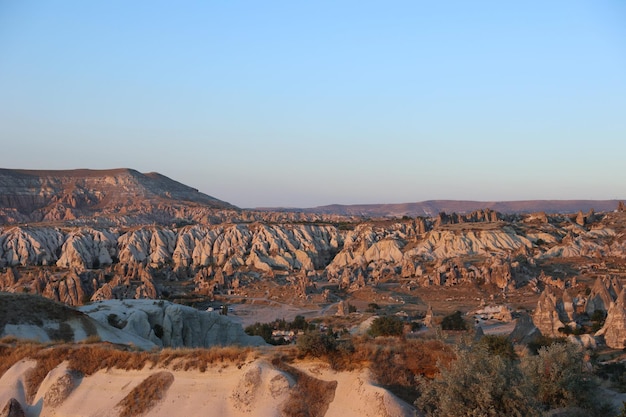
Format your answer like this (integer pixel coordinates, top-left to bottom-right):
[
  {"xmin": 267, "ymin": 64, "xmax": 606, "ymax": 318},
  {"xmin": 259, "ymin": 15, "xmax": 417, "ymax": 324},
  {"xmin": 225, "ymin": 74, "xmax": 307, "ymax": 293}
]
[
  {"xmin": 244, "ymin": 322, "xmax": 273, "ymax": 343},
  {"xmin": 290, "ymin": 315, "xmax": 308, "ymax": 331},
  {"xmin": 368, "ymin": 315, "xmax": 404, "ymax": 337}
]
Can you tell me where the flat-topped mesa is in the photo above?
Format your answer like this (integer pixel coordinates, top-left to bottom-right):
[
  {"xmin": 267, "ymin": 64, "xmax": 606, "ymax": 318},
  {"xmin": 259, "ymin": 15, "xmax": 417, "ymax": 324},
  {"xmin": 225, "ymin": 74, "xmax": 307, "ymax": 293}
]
[{"xmin": 0, "ymin": 168, "xmax": 235, "ymax": 225}]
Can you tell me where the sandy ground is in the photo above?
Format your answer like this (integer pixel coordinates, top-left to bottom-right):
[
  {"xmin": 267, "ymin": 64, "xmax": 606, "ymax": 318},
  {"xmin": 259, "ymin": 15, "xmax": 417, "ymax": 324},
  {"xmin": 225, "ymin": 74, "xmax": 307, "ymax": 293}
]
[{"xmin": 228, "ymin": 301, "xmax": 335, "ymax": 327}]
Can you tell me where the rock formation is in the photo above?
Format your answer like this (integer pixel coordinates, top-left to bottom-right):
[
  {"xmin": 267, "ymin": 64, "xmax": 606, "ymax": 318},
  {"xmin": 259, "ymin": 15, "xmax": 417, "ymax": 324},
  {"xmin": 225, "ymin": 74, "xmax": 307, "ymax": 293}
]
[
  {"xmin": 596, "ymin": 288, "xmax": 626, "ymax": 349},
  {"xmin": 424, "ymin": 305, "xmax": 434, "ymax": 328},
  {"xmin": 0, "ymin": 398, "xmax": 25, "ymax": 417},
  {"xmin": 532, "ymin": 288, "xmax": 566, "ymax": 338},
  {"xmin": 0, "ymin": 203, "xmax": 623, "ymax": 307},
  {"xmin": 585, "ymin": 277, "xmax": 615, "ymax": 316},
  {"xmin": 80, "ymin": 299, "xmax": 265, "ymax": 348},
  {"xmin": 509, "ymin": 313, "xmax": 541, "ymax": 345}
]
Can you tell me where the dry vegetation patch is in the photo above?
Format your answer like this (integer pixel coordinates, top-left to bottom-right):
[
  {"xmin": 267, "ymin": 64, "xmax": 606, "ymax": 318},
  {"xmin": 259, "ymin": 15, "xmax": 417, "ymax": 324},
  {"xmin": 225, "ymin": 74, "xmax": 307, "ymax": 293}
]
[
  {"xmin": 1, "ymin": 339, "xmax": 255, "ymax": 405},
  {"xmin": 355, "ymin": 337, "xmax": 455, "ymax": 404},
  {"xmin": 0, "ymin": 339, "xmax": 41, "ymax": 379},
  {"xmin": 159, "ymin": 346, "xmax": 252, "ymax": 371},
  {"xmin": 116, "ymin": 371, "xmax": 174, "ymax": 417},
  {"xmin": 273, "ymin": 361, "xmax": 337, "ymax": 417},
  {"xmin": 24, "ymin": 347, "xmax": 68, "ymax": 402}
]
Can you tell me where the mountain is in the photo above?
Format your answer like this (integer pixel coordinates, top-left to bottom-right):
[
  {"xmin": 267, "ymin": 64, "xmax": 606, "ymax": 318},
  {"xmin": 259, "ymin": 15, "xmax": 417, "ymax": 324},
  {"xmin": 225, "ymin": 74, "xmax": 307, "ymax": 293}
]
[
  {"xmin": 0, "ymin": 168, "xmax": 236, "ymax": 225},
  {"xmin": 263, "ymin": 199, "xmax": 623, "ymax": 217}
]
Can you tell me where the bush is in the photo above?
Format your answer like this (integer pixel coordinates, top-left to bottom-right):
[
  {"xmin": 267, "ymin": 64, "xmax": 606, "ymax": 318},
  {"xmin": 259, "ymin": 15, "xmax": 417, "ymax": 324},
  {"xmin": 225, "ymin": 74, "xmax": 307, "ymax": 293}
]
[
  {"xmin": 520, "ymin": 342, "xmax": 611, "ymax": 415},
  {"xmin": 591, "ymin": 309, "xmax": 607, "ymax": 323},
  {"xmin": 416, "ymin": 345, "xmax": 538, "ymax": 417},
  {"xmin": 526, "ymin": 335, "xmax": 567, "ymax": 355},
  {"xmin": 410, "ymin": 321, "xmax": 423, "ymax": 332},
  {"xmin": 368, "ymin": 316, "xmax": 404, "ymax": 337},
  {"xmin": 296, "ymin": 332, "xmax": 337, "ymax": 358},
  {"xmin": 440, "ymin": 311, "xmax": 467, "ymax": 331},
  {"xmin": 477, "ymin": 335, "xmax": 516, "ymax": 361},
  {"xmin": 596, "ymin": 362, "xmax": 626, "ymax": 392}
]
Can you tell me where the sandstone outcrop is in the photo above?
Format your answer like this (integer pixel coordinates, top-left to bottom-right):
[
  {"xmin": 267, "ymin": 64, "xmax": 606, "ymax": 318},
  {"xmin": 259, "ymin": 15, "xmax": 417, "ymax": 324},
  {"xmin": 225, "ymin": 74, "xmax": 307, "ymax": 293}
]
[
  {"xmin": 532, "ymin": 288, "xmax": 566, "ymax": 338},
  {"xmin": 80, "ymin": 299, "xmax": 265, "ymax": 348},
  {"xmin": 0, "ymin": 293, "xmax": 156, "ymax": 349},
  {"xmin": 509, "ymin": 313, "xmax": 541, "ymax": 344},
  {"xmin": 0, "ymin": 206, "xmax": 624, "ymax": 306},
  {"xmin": 584, "ymin": 277, "xmax": 615, "ymax": 316},
  {"xmin": 595, "ymin": 288, "xmax": 626, "ymax": 349},
  {"xmin": 56, "ymin": 228, "xmax": 118, "ymax": 269},
  {"xmin": 0, "ymin": 398, "xmax": 25, "ymax": 417}
]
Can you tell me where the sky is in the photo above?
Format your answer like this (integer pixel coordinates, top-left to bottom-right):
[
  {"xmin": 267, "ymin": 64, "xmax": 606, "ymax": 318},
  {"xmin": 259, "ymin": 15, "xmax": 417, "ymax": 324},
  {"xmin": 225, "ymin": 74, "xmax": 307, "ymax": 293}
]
[{"xmin": 1, "ymin": 1, "xmax": 625, "ymax": 208}]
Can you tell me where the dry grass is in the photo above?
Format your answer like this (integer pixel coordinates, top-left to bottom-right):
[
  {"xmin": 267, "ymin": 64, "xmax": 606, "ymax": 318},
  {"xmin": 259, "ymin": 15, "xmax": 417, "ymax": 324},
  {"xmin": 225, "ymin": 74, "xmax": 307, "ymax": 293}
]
[
  {"xmin": 24, "ymin": 346, "xmax": 68, "ymax": 402},
  {"xmin": 0, "ymin": 340, "xmax": 42, "ymax": 383},
  {"xmin": 66, "ymin": 345, "xmax": 156, "ymax": 376},
  {"xmin": 0, "ymin": 340, "xmax": 254, "ymax": 398},
  {"xmin": 116, "ymin": 371, "xmax": 174, "ymax": 417},
  {"xmin": 273, "ymin": 361, "xmax": 337, "ymax": 417},
  {"xmin": 351, "ymin": 337, "xmax": 454, "ymax": 403},
  {"xmin": 159, "ymin": 346, "xmax": 252, "ymax": 372},
  {"xmin": 288, "ymin": 335, "xmax": 455, "ymax": 405}
]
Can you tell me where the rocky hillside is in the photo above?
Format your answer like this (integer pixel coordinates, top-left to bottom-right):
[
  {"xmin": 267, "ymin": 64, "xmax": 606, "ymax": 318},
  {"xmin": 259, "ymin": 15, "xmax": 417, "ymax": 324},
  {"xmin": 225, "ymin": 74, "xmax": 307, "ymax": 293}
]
[
  {"xmin": 2, "ymin": 208, "xmax": 626, "ymax": 312},
  {"xmin": 0, "ymin": 168, "xmax": 236, "ymax": 225}
]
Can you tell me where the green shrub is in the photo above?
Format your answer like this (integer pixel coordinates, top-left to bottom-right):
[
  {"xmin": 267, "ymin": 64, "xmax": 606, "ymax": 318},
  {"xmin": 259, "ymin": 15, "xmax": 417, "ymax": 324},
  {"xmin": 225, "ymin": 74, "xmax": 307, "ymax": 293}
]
[
  {"xmin": 477, "ymin": 335, "xmax": 516, "ymax": 360},
  {"xmin": 296, "ymin": 331, "xmax": 336, "ymax": 358},
  {"xmin": 368, "ymin": 316, "xmax": 404, "ymax": 337},
  {"xmin": 367, "ymin": 303, "xmax": 381, "ymax": 310},
  {"xmin": 526, "ymin": 335, "xmax": 567, "ymax": 355},
  {"xmin": 520, "ymin": 342, "xmax": 612, "ymax": 415},
  {"xmin": 416, "ymin": 345, "xmax": 538, "ymax": 417},
  {"xmin": 440, "ymin": 311, "xmax": 467, "ymax": 331}
]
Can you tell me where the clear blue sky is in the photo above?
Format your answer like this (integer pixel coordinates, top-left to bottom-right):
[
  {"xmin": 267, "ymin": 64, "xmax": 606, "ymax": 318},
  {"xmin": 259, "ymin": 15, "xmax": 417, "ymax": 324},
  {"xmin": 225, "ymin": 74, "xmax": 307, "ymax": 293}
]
[{"xmin": 1, "ymin": 1, "xmax": 625, "ymax": 208}]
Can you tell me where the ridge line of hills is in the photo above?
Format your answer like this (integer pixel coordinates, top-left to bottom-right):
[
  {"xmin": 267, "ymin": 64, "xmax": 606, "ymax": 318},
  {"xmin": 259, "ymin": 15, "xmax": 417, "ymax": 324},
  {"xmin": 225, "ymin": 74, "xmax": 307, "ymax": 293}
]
[
  {"xmin": 0, "ymin": 168, "xmax": 623, "ymax": 227},
  {"xmin": 260, "ymin": 199, "xmax": 623, "ymax": 217}
]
